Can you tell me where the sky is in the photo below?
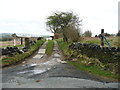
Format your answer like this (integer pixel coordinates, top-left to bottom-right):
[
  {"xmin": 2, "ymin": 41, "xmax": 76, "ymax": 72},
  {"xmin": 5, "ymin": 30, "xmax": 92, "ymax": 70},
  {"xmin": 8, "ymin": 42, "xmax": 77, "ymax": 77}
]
[
  {"xmin": 118, "ymin": 2, "xmax": 120, "ymax": 30},
  {"xmin": 0, "ymin": 0, "xmax": 119, "ymax": 36}
]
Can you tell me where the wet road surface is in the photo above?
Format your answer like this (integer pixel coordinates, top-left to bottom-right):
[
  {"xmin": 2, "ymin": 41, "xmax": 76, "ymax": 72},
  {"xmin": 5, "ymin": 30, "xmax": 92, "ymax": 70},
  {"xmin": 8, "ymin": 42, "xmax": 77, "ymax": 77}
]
[{"xmin": 1, "ymin": 41, "xmax": 119, "ymax": 88}]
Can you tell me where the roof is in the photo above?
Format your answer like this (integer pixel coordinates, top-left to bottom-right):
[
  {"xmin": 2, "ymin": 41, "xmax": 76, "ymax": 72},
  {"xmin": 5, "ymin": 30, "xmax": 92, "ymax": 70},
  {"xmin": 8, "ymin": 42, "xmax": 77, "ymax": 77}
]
[{"xmin": 16, "ymin": 33, "xmax": 54, "ymax": 38}]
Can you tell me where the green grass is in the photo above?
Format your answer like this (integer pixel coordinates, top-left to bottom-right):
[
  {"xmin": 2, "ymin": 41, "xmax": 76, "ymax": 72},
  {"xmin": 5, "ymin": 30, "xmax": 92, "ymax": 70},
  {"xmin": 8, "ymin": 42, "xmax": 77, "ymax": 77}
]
[
  {"xmin": 1, "ymin": 39, "xmax": 46, "ymax": 67},
  {"xmin": 80, "ymin": 37, "xmax": 119, "ymax": 47},
  {"xmin": 57, "ymin": 38, "xmax": 119, "ymax": 80},
  {"xmin": 68, "ymin": 61, "xmax": 119, "ymax": 80},
  {"xmin": 45, "ymin": 40, "xmax": 54, "ymax": 56},
  {"xmin": 56, "ymin": 39, "xmax": 71, "ymax": 56},
  {"xmin": 108, "ymin": 37, "xmax": 120, "ymax": 47},
  {"xmin": 81, "ymin": 39, "xmax": 101, "ymax": 45}
]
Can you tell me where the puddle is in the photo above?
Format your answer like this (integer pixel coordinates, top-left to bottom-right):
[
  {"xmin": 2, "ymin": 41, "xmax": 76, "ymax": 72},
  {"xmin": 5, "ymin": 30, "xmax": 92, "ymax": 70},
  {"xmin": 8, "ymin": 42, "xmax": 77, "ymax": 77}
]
[
  {"xmin": 31, "ymin": 69, "xmax": 46, "ymax": 75},
  {"xmin": 43, "ymin": 59, "xmax": 58, "ymax": 66},
  {"xmin": 22, "ymin": 64, "xmax": 37, "ymax": 67},
  {"xmin": 43, "ymin": 61, "xmax": 50, "ymax": 65},
  {"xmin": 18, "ymin": 64, "xmax": 38, "ymax": 71},
  {"xmin": 17, "ymin": 57, "xmax": 58, "ymax": 76},
  {"xmin": 17, "ymin": 71, "xmax": 28, "ymax": 74},
  {"xmin": 47, "ymin": 68, "xmax": 50, "ymax": 70},
  {"xmin": 17, "ymin": 69, "xmax": 47, "ymax": 75},
  {"xmin": 29, "ymin": 64, "xmax": 37, "ymax": 66}
]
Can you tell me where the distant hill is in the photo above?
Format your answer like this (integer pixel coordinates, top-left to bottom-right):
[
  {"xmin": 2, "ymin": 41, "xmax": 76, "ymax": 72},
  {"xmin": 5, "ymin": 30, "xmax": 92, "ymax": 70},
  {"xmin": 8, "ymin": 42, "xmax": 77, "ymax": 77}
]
[{"xmin": 0, "ymin": 33, "xmax": 13, "ymax": 41}]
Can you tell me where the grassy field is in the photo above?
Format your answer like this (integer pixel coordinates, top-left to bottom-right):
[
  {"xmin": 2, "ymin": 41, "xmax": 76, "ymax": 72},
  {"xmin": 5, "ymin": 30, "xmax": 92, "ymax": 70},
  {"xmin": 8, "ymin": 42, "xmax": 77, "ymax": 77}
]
[
  {"xmin": 57, "ymin": 38, "xmax": 119, "ymax": 80},
  {"xmin": 45, "ymin": 40, "xmax": 54, "ymax": 56},
  {"xmin": 80, "ymin": 37, "xmax": 119, "ymax": 47}
]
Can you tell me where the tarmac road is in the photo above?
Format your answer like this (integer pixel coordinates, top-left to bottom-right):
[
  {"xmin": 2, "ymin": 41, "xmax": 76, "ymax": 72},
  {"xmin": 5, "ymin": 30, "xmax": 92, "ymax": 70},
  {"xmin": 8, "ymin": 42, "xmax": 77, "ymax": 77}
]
[{"xmin": 1, "ymin": 41, "xmax": 119, "ymax": 89}]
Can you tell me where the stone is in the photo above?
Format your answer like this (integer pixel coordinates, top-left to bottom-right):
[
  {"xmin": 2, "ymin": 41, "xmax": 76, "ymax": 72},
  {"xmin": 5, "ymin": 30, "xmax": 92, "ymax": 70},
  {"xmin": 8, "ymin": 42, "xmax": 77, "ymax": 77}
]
[
  {"xmin": 38, "ymin": 49, "xmax": 46, "ymax": 54},
  {"xmin": 71, "ymin": 58, "xmax": 77, "ymax": 62},
  {"xmin": 36, "ymin": 80, "xmax": 41, "ymax": 82},
  {"xmin": 54, "ymin": 53, "xmax": 61, "ymax": 57},
  {"xmin": 57, "ymin": 59, "xmax": 61, "ymax": 62},
  {"xmin": 33, "ymin": 55, "xmax": 43, "ymax": 59},
  {"xmin": 60, "ymin": 61, "xmax": 67, "ymax": 64}
]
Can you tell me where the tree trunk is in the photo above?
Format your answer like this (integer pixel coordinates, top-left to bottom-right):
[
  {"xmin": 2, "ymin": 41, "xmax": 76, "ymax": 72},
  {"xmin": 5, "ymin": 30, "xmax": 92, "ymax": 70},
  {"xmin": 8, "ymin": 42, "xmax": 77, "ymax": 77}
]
[
  {"xmin": 63, "ymin": 33, "xmax": 68, "ymax": 43},
  {"xmin": 62, "ymin": 26, "xmax": 68, "ymax": 43}
]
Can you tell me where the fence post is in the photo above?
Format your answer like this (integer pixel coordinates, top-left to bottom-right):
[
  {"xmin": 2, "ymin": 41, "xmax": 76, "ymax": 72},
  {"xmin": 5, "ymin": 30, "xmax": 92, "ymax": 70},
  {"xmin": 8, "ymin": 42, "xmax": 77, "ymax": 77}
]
[
  {"xmin": 12, "ymin": 33, "xmax": 17, "ymax": 46},
  {"xmin": 21, "ymin": 37, "xmax": 23, "ymax": 45},
  {"xmin": 101, "ymin": 29, "xmax": 104, "ymax": 46}
]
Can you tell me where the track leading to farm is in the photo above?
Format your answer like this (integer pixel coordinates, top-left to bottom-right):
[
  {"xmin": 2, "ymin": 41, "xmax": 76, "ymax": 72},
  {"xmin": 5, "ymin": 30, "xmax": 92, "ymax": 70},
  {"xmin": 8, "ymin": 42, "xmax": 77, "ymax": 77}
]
[{"xmin": 2, "ymin": 40, "xmax": 119, "ymax": 88}]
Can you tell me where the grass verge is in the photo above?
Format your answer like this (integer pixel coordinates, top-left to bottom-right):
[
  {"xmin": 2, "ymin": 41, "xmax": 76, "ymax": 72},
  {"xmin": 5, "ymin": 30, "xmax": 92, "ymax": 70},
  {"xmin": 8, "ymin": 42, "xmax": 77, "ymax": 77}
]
[
  {"xmin": 45, "ymin": 40, "xmax": 54, "ymax": 56},
  {"xmin": 1, "ymin": 39, "xmax": 45, "ymax": 67},
  {"xmin": 56, "ymin": 39, "xmax": 71, "ymax": 57},
  {"xmin": 57, "ymin": 38, "xmax": 119, "ymax": 80},
  {"xmin": 68, "ymin": 61, "xmax": 119, "ymax": 80}
]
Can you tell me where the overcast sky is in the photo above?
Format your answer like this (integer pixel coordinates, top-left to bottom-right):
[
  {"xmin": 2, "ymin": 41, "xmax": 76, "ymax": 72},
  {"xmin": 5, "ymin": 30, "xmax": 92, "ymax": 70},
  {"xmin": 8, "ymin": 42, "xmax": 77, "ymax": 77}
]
[{"xmin": 0, "ymin": 0, "xmax": 119, "ymax": 36}]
